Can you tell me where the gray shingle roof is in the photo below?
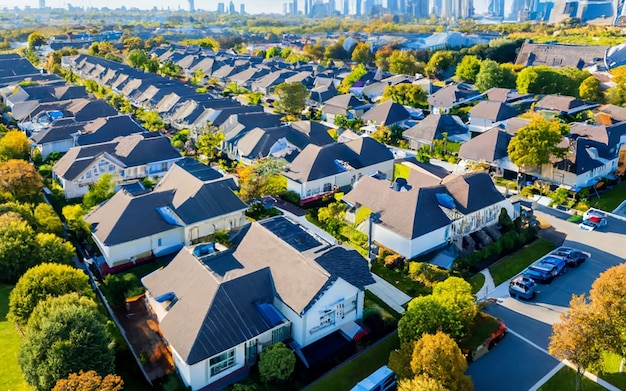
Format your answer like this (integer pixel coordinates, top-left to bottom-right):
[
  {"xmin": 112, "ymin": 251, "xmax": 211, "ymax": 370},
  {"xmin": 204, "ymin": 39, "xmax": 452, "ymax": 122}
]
[
  {"xmin": 459, "ymin": 127, "xmax": 511, "ymax": 163},
  {"xmin": 76, "ymin": 115, "xmax": 146, "ymax": 146},
  {"xmin": 403, "ymin": 114, "xmax": 467, "ymax": 143},
  {"xmin": 469, "ymin": 101, "xmax": 518, "ymax": 122},
  {"xmin": 361, "ymin": 100, "xmax": 411, "ymax": 125}
]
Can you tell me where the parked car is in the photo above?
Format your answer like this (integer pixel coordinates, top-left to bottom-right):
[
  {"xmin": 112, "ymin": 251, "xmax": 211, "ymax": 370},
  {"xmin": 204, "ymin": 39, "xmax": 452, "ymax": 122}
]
[
  {"xmin": 579, "ymin": 216, "xmax": 607, "ymax": 231},
  {"xmin": 538, "ymin": 255, "xmax": 567, "ymax": 276},
  {"xmin": 551, "ymin": 247, "xmax": 589, "ymax": 267},
  {"xmin": 524, "ymin": 264, "xmax": 556, "ymax": 284},
  {"xmin": 583, "ymin": 209, "xmax": 606, "ymax": 221},
  {"xmin": 509, "ymin": 275, "xmax": 536, "ymax": 300}
]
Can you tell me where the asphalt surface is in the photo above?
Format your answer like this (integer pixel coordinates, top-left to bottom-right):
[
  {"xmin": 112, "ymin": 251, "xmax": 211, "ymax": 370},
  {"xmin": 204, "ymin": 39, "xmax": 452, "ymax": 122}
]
[{"xmin": 467, "ymin": 204, "xmax": 626, "ymax": 391}]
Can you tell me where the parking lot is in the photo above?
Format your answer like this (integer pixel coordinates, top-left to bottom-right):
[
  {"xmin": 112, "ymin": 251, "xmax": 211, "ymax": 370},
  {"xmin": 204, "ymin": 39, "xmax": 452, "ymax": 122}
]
[{"xmin": 467, "ymin": 205, "xmax": 626, "ymax": 391}]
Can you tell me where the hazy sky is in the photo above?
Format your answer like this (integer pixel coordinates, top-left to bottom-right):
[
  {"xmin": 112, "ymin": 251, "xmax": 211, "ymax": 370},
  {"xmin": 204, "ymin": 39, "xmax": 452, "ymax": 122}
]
[{"xmin": 3, "ymin": 0, "xmax": 286, "ymax": 14}]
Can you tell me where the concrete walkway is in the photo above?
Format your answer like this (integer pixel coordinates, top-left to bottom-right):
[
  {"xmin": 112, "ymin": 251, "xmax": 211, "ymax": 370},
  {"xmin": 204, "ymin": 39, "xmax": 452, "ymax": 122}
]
[
  {"xmin": 475, "ymin": 268, "xmax": 496, "ymax": 302},
  {"xmin": 366, "ymin": 274, "xmax": 412, "ymax": 314}
]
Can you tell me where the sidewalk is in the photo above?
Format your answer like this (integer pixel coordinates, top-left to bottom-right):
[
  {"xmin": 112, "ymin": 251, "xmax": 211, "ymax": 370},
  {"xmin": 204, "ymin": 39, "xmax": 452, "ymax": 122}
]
[
  {"xmin": 475, "ymin": 268, "xmax": 496, "ymax": 302},
  {"xmin": 365, "ymin": 275, "xmax": 411, "ymax": 314}
]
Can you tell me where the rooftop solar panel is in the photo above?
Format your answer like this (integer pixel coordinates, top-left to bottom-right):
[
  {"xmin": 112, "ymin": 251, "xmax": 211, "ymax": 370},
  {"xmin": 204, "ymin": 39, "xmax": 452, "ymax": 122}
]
[{"xmin": 260, "ymin": 217, "xmax": 322, "ymax": 252}]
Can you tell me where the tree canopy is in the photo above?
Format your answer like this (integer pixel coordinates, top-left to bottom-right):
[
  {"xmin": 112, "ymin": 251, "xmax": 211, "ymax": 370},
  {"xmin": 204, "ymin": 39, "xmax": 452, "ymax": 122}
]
[
  {"xmin": 475, "ymin": 59, "xmax": 516, "ymax": 93},
  {"xmin": 351, "ymin": 42, "xmax": 373, "ymax": 64},
  {"xmin": 52, "ymin": 370, "xmax": 123, "ymax": 391},
  {"xmin": 83, "ymin": 173, "xmax": 116, "ymax": 209},
  {"xmin": 0, "ymin": 130, "xmax": 31, "ymax": 161},
  {"xmin": 516, "ymin": 65, "xmax": 589, "ymax": 97},
  {"xmin": 424, "ymin": 51, "xmax": 456, "ymax": 78},
  {"xmin": 236, "ymin": 158, "xmax": 286, "ymax": 202},
  {"xmin": 274, "ymin": 82, "xmax": 307, "ymax": 117},
  {"xmin": 455, "ymin": 55, "xmax": 482, "ymax": 83},
  {"xmin": 27, "ymin": 32, "xmax": 46, "ymax": 50},
  {"xmin": 507, "ymin": 116, "xmax": 569, "ymax": 168},
  {"xmin": 9, "ymin": 263, "xmax": 92, "ymax": 328},
  {"xmin": 338, "ymin": 63, "xmax": 367, "ymax": 94},
  {"xmin": 579, "ymin": 76, "xmax": 603, "ymax": 103},
  {"xmin": 0, "ymin": 159, "xmax": 44, "ymax": 203},
  {"xmin": 388, "ymin": 50, "xmax": 420, "ymax": 76},
  {"xmin": 399, "ymin": 295, "xmax": 465, "ymax": 343},
  {"xmin": 34, "ymin": 203, "xmax": 64, "ymax": 236},
  {"xmin": 382, "ymin": 83, "xmax": 427, "ymax": 108},
  {"xmin": 0, "ymin": 214, "xmax": 39, "ymax": 283},
  {"xmin": 196, "ymin": 131, "xmax": 225, "ymax": 162},
  {"xmin": 258, "ymin": 342, "xmax": 296, "ymax": 383}
]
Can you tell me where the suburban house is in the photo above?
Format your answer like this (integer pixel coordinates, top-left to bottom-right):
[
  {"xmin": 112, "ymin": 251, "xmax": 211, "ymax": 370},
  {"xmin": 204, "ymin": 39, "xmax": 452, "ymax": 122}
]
[
  {"xmin": 458, "ymin": 127, "xmax": 519, "ymax": 179},
  {"xmin": 360, "ymin": 100, "xmax": 411, "ymax": 129},
  {"xmin": 402, "ymin": 114, "xmax": 468, "ymax": 150},
  {"xmin": 534, "ymin": 95, "xmax": 599, "ymax": 116},
  {"xmin": 342, "ymin": 167, "xmax": 515, "ymax": 259},
  {"xmin": 427, "ymin": 83, "xmax": 480, "ymax": 115},
  {"xmin": 467, "ymin": 101, "xmax": 519, "ymax": 133},
  {"xmin": 283, "ymin": 136, "xmax": 394, "ymax": 204},
  {"xmin": 52, "ymin": 132, "xmax": 182, "ymax": 199},
  {"xmin": 142, "ymin": 216, "xmax": 374, "ymax": 391},
  {"xmin": 84, "ymin": 158, "xmax": 249, "ymax": 272},
  {"xmin": 321, "ymin": 94, "xmax": 366, "ymax": 124}
]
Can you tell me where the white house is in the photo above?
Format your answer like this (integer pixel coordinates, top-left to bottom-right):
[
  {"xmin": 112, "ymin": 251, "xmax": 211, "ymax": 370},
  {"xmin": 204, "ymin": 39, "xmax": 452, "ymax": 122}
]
[
  {"xmin": 53, "ymin": 132, "xmax": 182, "ymax": 199},
  {"xmin": 343, "ymin": 167, "xmax": 515, "ymax": 259},
  {"xmin": 84, "ymin": 158, "xmax": 248, "ymax": 272},
  {"xmin": 142, "ymin": 216, "xmax": 374, "ymax": 390},
  {"xmin": 283, "ymin": 136, "xmax": 394, "ymax": 205}
]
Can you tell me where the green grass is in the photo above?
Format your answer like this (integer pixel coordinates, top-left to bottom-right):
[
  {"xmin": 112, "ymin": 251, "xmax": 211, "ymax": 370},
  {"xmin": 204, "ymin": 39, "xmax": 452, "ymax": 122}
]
[
  {"xmin": 370, "ymin": 261, "xmax": 430, "ymax": 297},
  {"xmin": 0, "ymin": 284, "xmax": 31, "ymax": 391},
  {"xmin": 598, "ymin": 352, "xmax": 626, "ymax": 390},
  {"xmin": 588, "ymin": 181, "xmax": 626, "ymax": 213},
  {"xmin": 306, "ymin": 332, "xmax": 400, "ymax": 391},
  {"xmin": 393, "ymin": 163, "xmax": 411, "ymax": 180},
  {"xmin": 364, "ymin": 290, "xmax": 402, "ymax": 321},
  {"xmin": 458, "ymin": 312, "xmax": 501, "ymax": 353},
  {"xmin": 567, "ymin": 215, "xmax": 583, "ymax": 223},
  {"xmin": 494, "ymin": 177, "xmax": 517, "ymax": 190},
  {"xmin": 469, "ymin": 273, "xmax": 486, "ymax": 294},
  {"xmin": 489, "ymin": 238, "xmax": 555, "ymax": 286},
  {"xmin": 538, "ymin": 366, "xmax": 607, "ymax": 391}
]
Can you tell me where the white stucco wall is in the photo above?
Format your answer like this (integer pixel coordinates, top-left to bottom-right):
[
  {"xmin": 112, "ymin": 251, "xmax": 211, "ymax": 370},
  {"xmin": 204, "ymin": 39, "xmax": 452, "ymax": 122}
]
[
  {"xmin": 539, "ymin": 158, "xmax": 617, "ymax": 188},
  {"xmin": 38, "ymin": 139, "xmax": 74, "ymax": 159},
  {"xmin": 183, "ymin": 210, "xmax": 248, "ymax": 244}
]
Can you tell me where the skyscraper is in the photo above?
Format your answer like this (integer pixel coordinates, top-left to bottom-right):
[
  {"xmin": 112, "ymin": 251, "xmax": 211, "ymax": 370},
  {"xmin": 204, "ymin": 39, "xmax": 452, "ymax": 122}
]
[
  {"xmin": 240, "ymin": 3, "xmax": 245, "ymax": 13},
  {"xmin": 229, "ymin": 0, "xmax": 235, "ymax": 13},
  {"xmin": 343, "ymin": 0, "xmax": 349, "ymax": 14},
  {"xmin": 39, "ymin": 0, "xmax": 45, "ymax": 8},
  {"xmin": 293, "ymin": 0, "xmax": 298, "ymax": 13},
  {"xmin": 217, "ymin": 2, "xmax": 225, "ymax": 13},
  {"xmin": 188, "ymin": 0, "xmax": 194, "ymax": 12}
]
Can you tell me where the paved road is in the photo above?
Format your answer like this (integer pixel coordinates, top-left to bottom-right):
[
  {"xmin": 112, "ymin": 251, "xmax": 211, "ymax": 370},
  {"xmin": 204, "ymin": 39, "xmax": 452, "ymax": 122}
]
[{"xmin": 468, "ymin": 205, "xmax": 626, "ymax": 391}]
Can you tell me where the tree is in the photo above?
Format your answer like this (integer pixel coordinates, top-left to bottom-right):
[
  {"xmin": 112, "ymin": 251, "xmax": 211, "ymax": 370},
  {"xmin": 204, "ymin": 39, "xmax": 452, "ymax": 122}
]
[
  {"xmin": 424, "ymin": 51, "xmax": 456, "ymax": 78},
  {"xmin": 274, "ymin": 82, "xmax": 307, "ymax": 117},
  {"xmin": 258, "ymin": 342, "xmax": 296, "ymax": 383},
  {"xmin": 265, "ymin": 46, "xmax": 281, "ymax": 59},
  {"xmin": 549, "ymin": 295, "xmax": 603, "ymax": 391},
  {"xmin": 338, "ymin": 63, "xmax": 367, "ymax": 94},
  {"xmin": 195, "ymin": 131, "xmax": 225, "ymax": 162},
  {"xmin": 127, "ymin": 48, "xmax": 149, "ymax": 68},
  {"xmin": 35, "ymin": 233, "xmax": 75, "ymax": 265},
  {"xmin": 0, "ymin": 214, "xmax": 38, "ymax": 283},
  {"xmin": 0, "ymin": 200, "xmax": 37, "ymax": 227},
  {"xmin": 8, "ymin": 263, "xmax": 91, "ymax": 328},
  {"xmin": 388, "ymin": 341, "xmax": 416, "ymax": 379},
  {"xmin": 53, "ymin": 370, "xmax": 123, "ymax": 391},
  {"xmin": 137, "ymin": 110, "xmax": 164, "ymax": 131},
  {"xmin": 410, "ymin": 331, "xmax": 473, "ymax": 391},
  {"xmin": 351, "ymin": 42, "xmax": 373, "ymax": 64},
  {"xmin": 62, "ymin": 204, "xmax": 90, "ymax": 241},
  {"xmin": 375, "ymin": 45, "xmax": 395, "ymax": 71},
  {"xmin": 34, "ymin": 203, "xmax": 64, "ymax": 236},
  {"xmin": 398, "ymin": 296, "xmax": 465, "ymax": 343},
  {"xmin": 398, "ymin": 375, "xmax": 447, "ymax": 391},
  {"xmin": 324, "ymin": 41, "xmax": 349, "ymax": 61},
  {"xmin": 382, "ymin": 83, "xmax": 427, "ymax": 108},
  {"xmin": 455, "ymin": 55, "xmax": 482, "ymax": 83},
  {"xmin": 516, "ymin": 66, "xmax": 588, "ymax": 97},
  {"xmin": 317, "ymin": 201, "xmax": 346, "ymax": 224},
  {"xmin": 579, "ymin": 76, "xmax": 603, "ymax": 103},
  {"xmin": 236, "ymin": 159, "xmax": 286, "ymax": 202},
  {"xmin": 0, "ymin": 160, "xmax": 44, "ymax": 203},
  {"xmin": 83, "ymin": 173, "xmax": 116, "ymax": 209},
  {"xmin": 507, "ymin": 117, "xmax": 569, "ymax": 169},
  {"xmin": 0, "ymin": 130, "xmax": 31, "ymax": 161},
  {"xmin": 18, "ymin": 298, "xmax": 114, "ymax": 391},
  {"xmin": 475, "ymin": 59, "xmax": 506, "ymax": 93},
  {"xmin": 303, "ymin": 42, "xmax": 325, "ymax": 61},
  {"xmin": 27, "ymin": 32, "xmax": 46, "ymax": 50},
  {"xmin": 388, "ymin": 50, "xmax": 420, "ymax": 76},
  {"xmin": 371, "ymin": 125, "xmax": 392, "ymax": 144},
  {"xmin": 432, "ymin": 277, "xmax": 477, "ymax": 330}
]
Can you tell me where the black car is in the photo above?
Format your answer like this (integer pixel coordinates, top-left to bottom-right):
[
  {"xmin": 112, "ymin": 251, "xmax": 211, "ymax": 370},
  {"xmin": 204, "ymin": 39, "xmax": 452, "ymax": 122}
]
[{"xmin": 551, "ymin": 247, "xmax": 590, "ymax": 267}]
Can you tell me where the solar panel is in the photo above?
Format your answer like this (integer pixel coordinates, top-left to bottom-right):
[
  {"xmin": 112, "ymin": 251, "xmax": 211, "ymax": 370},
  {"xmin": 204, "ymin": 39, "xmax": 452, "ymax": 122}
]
[{"xmin": 260, "ymin": 217, "xmax": 322, "ymax": 252}]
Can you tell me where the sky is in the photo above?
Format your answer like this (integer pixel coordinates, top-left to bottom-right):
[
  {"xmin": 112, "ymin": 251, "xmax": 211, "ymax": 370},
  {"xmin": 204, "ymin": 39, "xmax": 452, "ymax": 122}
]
[{"xmin": 2, "ymin": 0, "xmax": 286, "ymax": 14}]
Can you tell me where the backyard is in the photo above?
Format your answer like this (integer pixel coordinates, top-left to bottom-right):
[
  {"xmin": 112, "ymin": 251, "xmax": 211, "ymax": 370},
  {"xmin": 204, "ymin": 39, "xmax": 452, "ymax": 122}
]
[{"xmin": 0, "ymin": 284, "xmax": 31, "ymax": 391}]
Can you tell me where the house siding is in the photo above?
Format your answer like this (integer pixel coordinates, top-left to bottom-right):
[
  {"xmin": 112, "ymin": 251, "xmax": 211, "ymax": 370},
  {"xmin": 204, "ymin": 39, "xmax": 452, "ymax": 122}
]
[{"xmin": 539, "ymin": 158, "xmax": 617, "ymax": 188}]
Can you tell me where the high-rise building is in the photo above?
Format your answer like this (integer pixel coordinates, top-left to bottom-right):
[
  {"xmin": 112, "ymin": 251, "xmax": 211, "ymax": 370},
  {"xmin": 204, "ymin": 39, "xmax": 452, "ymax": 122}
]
[
  {"xmin": 229, "ymin": 0, "xmax": 235, "ymax": 13},
  {"xmin": 240, "ymin": 3, "xmax": 245, "ymax": 13},
  {"xmin": 343, "ymin": 0, "xmax": 349, "ymax": 14},
  {"xmin": 217, "ymin": 2, "xmax": 225, "ymax": 13},
  {"xmin": 38, "ymin": 0, "xmax": 45, "ymax": 8},
  {"xmin": 328, "ymin": 0, "xmax": 336, "ymax": 14},
  {"xmin": 355, "ymin": 0, "xmax": 362, "ymax": 14},
  {"xmin": 293, "ymin": 0, "xmax": 298, "ymax": 13},
  {"xmin": 188, "ymin": 0, "xmax": 194, "ymax": 12}
]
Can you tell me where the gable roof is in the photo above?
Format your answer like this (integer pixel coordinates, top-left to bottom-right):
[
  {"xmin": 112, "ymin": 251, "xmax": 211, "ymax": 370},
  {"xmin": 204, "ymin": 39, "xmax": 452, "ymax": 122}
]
[
  {"xmin": 403, "ymin": 114, "xmax": 467, "ymax": 143},
  {"xmin": 361, "ymin": 100, "xmax": 411, "ymax": 125},
  {"xmin": 469, "ymin": 101, "xmax": 519, "ymax": 122},
  {"xmin": 323, "ymin": 93, "xmax": 362, "ymax": 110},
  {"xmin": 515, "ymin": 42, "xmax": 607, "ymax": 69},
  {"xmin": 459, "ymin": 127, "xmax": 512, "ymax": 163},
  {"xmin": 554, "ymin": 137, "xmax": 615, "ymax": 175},
  {"xmin": 427, "ymin": 84, "xmax": 479, "ymax": 109},
  {"xmin": 76, "ymin": 115, "xmax": 146, "ymax": 146}
]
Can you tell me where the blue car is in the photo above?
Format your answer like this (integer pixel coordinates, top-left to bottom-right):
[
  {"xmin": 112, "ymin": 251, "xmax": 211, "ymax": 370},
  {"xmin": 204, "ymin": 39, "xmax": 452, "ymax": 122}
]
[
  {"xmin": 524, "ymin": 265, "xmax": 556, "ymax": 284},
  {"xmin": 509, "ymin": 275, "xmax": 536, "ymax": 300},
  {"xmin": 539, "ymin": 256, "xmax": 567, "ymax": 276}
]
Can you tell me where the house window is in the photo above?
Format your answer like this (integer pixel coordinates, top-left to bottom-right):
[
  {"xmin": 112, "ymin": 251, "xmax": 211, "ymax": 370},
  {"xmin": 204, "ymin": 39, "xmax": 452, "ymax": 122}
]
[
  {"xmin": 271, "ymin": 323, "xmax": 292, "ymax": 344},
  {"xmin": 157, "ymin": 238, "xmax": 162, "ymax": 247},
  {"xmin": 209, "ymin": 349, "xmax": 236, "ymax": 377},
  {"xmin": 98, "ymin": 160, "xmax": 108, "ymax": 173},
  {"xmin": 323, "ymin": 183, "xmax": 332, "ymax": 192},
  {"xmin": 319, "ymin": 310, "xmax": 335, "ymax": 328},
  {"xmin": 85, "ymin": 171, "xmax": 91, "ymax": 179},
  {"xmin": 109, "ymin": 164, "xmax": 115, "ymax": 172}
]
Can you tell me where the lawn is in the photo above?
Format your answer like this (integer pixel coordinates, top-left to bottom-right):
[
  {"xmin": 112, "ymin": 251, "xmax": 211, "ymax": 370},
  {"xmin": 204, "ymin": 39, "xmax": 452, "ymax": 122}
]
[
  {"xmin": 370, "ymin": 261, "xmax": 430, "ymax": 297},
  {"xmin": 0, "ymin": 284, "xmax": 31, "ymax": 391},
  {"xmin": 598, "ymin": 351, "xmax": 626, "ymax": 390},
  {"xmin": 364, "ymin": 290, "xmax": 401, "ymax": 321},
  {"xmin": 538, "ymin": 366, "xmax": 607, "ymax": 391},
  {"xmin": 489, "ymin": 238, "xmax": 555, "ymax": 286},
  {"xmin": 588, "ymin": 181, "xmax": 626, "ymax": 212},
  {"xmin": 305, "ymin": 332, "xmax": 400, "ymax": 391},
  {"xmin": 469, "ymin": 273, "xmax": 485, "ymax": 294}
]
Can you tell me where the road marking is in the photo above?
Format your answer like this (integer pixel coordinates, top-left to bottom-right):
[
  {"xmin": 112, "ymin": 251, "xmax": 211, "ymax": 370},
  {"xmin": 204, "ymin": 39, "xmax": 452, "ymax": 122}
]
[{"xmin": 527, "ymin": 362, "xmax": 565, "ymax": 391}]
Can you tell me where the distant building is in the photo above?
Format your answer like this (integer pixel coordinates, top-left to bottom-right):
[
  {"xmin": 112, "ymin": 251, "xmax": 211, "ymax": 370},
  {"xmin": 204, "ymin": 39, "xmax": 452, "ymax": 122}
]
[
  {"xmin": 240, "ymin": 3, "xmax": 245, "ymax": 13},
  {"xmin": 228, "ymin": 0, "xmax": 235, "ymax": 13},
  {"xmin": 38, "ymin": 0, "xmax": 45, "ymax": 8},
  {"xmin": 188, "ymin": 0, "xmax": 194, "ymax": 12},
  {"xmin": 293, "ymin": 0, "xmax": 298, "ymax": 13},
  {"xmin": 217, "ymin": 2, "xmax": 225, "ymax": 13}
]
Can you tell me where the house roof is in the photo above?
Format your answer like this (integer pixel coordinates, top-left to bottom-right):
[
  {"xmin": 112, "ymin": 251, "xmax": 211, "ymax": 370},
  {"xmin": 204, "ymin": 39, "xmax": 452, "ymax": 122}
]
[
  {"xmin": 76, "ymin": 115, "xmax": 147, "ymax": 146},
  {"xmin": 459, "ymin": 127, "xmax": 512, "ymax": 163},
  {"xmin": 53, "ymin": 133, "xmax": 181, "ymax": 180},
  {"xmin": 515, "ymin": 42, "xmax": 607, "ymax": 69},
  {"xmin": 554, "ymin": 137, "xmax": 614, "ymax": 175},
  {"xmin": 322, "ymin": 93, "xmax": 362, "ymax": 110},
  {"xmin": 85, "ymin": 160, "xmax": 247, "ymax": 245},
  {"xmin": 597, "ymin": 104, "xmax": 626, "ymax": 122},
  {"xmin": 142, "ymin": 216, "xmax": 373, "ymax": 365},
  {"xmin": 535, "ymin": 95, "xmax": 588, "ymax": 113},
  {"xmin": 469, "ymin": 101, "xmax": 518, "ymax": 122},
  {"xmin": 283, "ymin": 137, "xmax": 393, "ymax": 183},
  {"xmin": 343, "ymin": 171, "xmax": 504, "ymax": 240},
  {"xmin": 361, "ymin": 100, "xmax": 411, "ymax": 125},
  {"xmin": 427, "ymin": 84, "xmax": 479, "ymax": 109},
  {"xmin": 403, "ymin": 114, "xmax": 467, "ymax": 143},
  {"xmin": 222, "ymin": 112, "xmax": 283, "ymax": 143}
]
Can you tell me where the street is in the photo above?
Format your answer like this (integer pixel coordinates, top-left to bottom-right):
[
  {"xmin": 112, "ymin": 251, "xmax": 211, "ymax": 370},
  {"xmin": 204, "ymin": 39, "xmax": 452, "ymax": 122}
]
[{"xmin": 467, "ymin": 206, "xmax": 626, "ymax": 391}]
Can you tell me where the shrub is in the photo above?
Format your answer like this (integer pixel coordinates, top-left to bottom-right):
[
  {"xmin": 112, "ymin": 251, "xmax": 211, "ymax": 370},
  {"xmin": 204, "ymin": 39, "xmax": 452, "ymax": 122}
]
[
  {"xmin": 384, "ymin": 254, "xmax": 404, "ymax": 269},
  {"xmin": 258, "ymin": 342, "xmax": 296, "ymax": 383},
  {"xmin": 280, "ymin": 190, "xmax": 300, "ymax": 205}
]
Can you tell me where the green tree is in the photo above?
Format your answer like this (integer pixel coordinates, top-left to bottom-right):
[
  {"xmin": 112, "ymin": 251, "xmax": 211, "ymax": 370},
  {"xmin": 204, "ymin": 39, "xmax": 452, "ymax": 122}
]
[
  {"xmin": 34, "ymin": 203, "xmax": 63, "ymax": 236},
  {"xmin": 62, "ymin": 204, "xmax": 90, "ymax": 241},
  {"xmin": 127, "ymin": 48, "xmax": 149, "ymax": 68},
  {"xmin": 36, "ymin": 233, "xmax": 75, "ymax": 265},
  {"xmin": 398, "ymin": 375, "xmax": 447, "ymax": 391},
  {"xmin": 27, "ymin": 32, "xmax": 46, "ymax": 50},
  {"xmin": 324, "ymin": 41, "xmax": 349, "ymax": 61},
  {"xmin": 388, "ymin": 341, "xmax": 416, "ymax": 379},
  {"xmin": 475, "ymin": 59, "xmax": 507, "ymax": 93},
  {"xmin": 18, "ymin": 298, "xmax": 114, "ymax": 391},
  {"xmin": 258, "ymin": 342, "xmax": 296, "ymax": 383},
  {"xmin": 579, "ymin": 76, "xmax": 603, "ymax": 102},
  {"xmin": 549, "ymin": 295, "xmax": 603, "ymax": 391},
  {"xmin": 507, "ymin": 117, "xmax": 569, "ymax": 169},
  {"xmin": 303, "ymin": 42, "xmax": 325, "ymax": 61},
  {"xmin": 351, "ymin": 42, "xmax": 373, "ymax": 64},
  {"xmin": 388, "ymin": 50, "xmax": 420, "ymax": 76},
  {"xmin": 265, "ymin": 46, "xmax": 282, "ymax": 59},
  {"xmin": 317, "ymin": 201, "xmax": 346, "ymax": 224},
  {"xmin": 371, "ymin": 124, "xmax": 392, "ymax": 144},
  {"xmin": 0, "ymin": 130, "xmax": 31, "ymax": 161},
  {"xmin": 52, "ymin": 370, "xmax": 123, "ymax": 391},
  {"xmin": 236, "ymin": 159, "xmax": 286, "ymax": 202},
  {"xmin": 432, "ymin": 277, "xmax": 477, "ymax": 330},
  {"xmin": 455, "ymin": 55, "xmax": 482, "ymax": 83},
  {"xmin": 0, "ymin": 159, "xmax": 43, "ymax": 203},
  {"xmin": 274, "ymin": 82, "xmax": 308, "ymax": 116},
  {"xmin": 0, "ymin": 201, "xmax": 36, "ymax": 227},
  {"xmin": 375, "ymin": 45, "xmax": 394, "ymax": 71},
  {"xmin": 195, "ymin": 131, "xmax": 225, "ymax": 162},
  {"xmin": 0, "ymin": 213, "xmax": 38, "ymax": 283},
  {"xmin": 338, "ymin": 63, "xmax": 367, "ymax": 94},
  {"xmin": 382, "ymin": 83, "xmax": 427, "ymax": 108},
  {"xmin": 424, "ymin": 51, "xmax": 456, "ymax": 78},
  {"xmin": 398, "ymin": 296, "xmax": 465, "ymax": 343},
  {"xmin": 137, "ymin": 110, "xmax": 164, "ymax": 131},
  {"xmin": 83, "ymin": 173, "xmax": 116, "ymax": 209},
  {"xmin": 410, "ymin": 331, "xmax": 473, "ymax": 391},
  {"xmin": 8, "ymin": 263, "xmax": 91, "ymax": 328},
  {"xmin": 516, "ymin": 66, "xmax": 588, "ymax": 96}
]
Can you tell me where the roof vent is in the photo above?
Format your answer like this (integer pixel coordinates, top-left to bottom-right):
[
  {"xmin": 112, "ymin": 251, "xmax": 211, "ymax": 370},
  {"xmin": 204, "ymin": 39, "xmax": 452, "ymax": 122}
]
[{"xmin": 436, "ymin": 193, "xmax": 456, "ymax": 209}]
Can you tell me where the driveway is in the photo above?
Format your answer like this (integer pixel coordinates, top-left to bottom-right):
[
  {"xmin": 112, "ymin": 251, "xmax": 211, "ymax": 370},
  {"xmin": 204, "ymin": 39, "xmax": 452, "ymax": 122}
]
[{"xmin": 468, "ymin": 206, "xmax": 626, "ymax": 390}]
